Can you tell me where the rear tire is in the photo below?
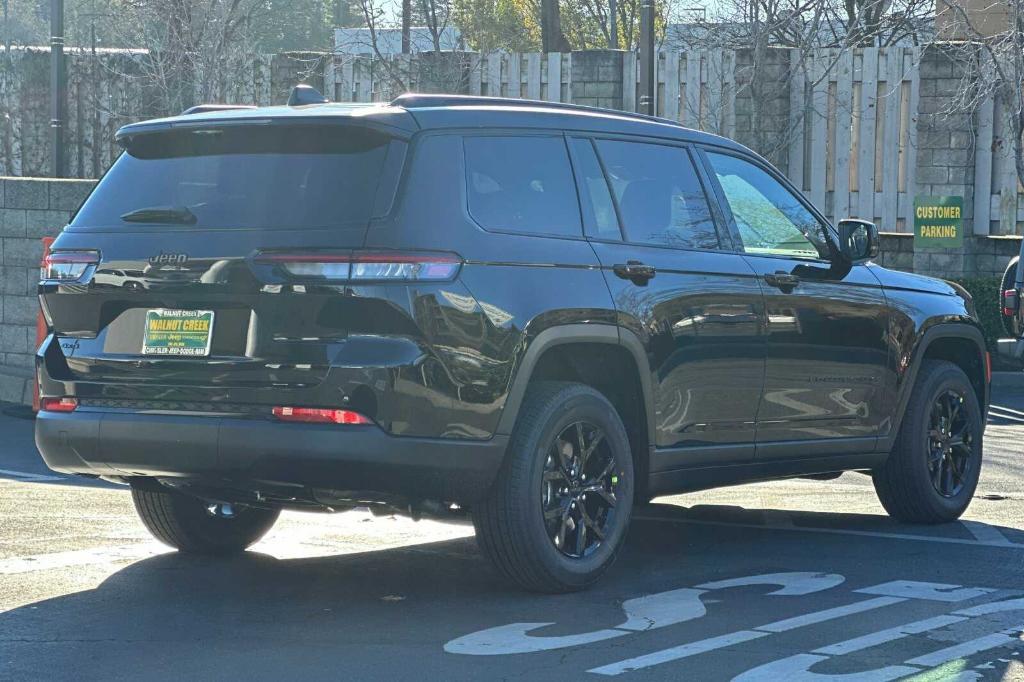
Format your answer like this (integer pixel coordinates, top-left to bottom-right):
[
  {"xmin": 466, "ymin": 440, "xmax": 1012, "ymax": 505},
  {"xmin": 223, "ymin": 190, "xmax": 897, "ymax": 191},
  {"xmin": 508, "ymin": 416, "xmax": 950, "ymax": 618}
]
[
  {"xmin": 131, "ymin": 485, "xmax": 280, "ymax": 554},
  {"xmin": 473, "ymin": 382, "xmax": 634, "ymax": 593},
  {"xmin": 873, "ymin": 360, "xmax": 982, "ymax": 523}
]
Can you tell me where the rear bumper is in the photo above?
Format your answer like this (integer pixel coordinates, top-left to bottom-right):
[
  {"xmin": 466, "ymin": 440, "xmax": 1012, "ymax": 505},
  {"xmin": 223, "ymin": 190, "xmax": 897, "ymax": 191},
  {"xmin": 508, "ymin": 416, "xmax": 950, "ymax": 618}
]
[
  {"xmin": 35, "ymin": 409, "xmax": 507, "ymax": 502},
  {"xmin": 997, "ymin": 337, "xmax": 1024, "ymax": 360}
]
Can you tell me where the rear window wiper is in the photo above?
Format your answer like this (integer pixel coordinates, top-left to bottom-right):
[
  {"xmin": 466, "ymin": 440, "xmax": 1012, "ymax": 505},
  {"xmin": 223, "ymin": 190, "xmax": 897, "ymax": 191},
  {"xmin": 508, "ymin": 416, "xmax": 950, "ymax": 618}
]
[{"xmin": 120, "ymin": 206, "xmax": 197, "ymax": 224}]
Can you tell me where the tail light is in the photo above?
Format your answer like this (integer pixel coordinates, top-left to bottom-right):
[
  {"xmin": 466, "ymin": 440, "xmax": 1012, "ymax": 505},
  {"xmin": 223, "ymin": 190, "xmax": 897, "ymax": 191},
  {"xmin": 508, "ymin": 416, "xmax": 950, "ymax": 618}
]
[
  {"xmin": 986, "ymin": 351, "xmax": 992, "ymax": 385},
  {"xmin": 40, "ymin": 397, "xmax": 78, "ymax": 412},
  {"xmin": 41, "ymin": 250, "xmax": 99, "ymax": 284},
  {"xmin": 272, "ymin": 406, "xmax": 373, "ymax": 425},
  {"xmin": 254, "ymin": 250, "xmax": 461, "ymax": 282},
  {"xmin": 1002, "ymin": 288, "xmax": 1018, "ymax": 317}
]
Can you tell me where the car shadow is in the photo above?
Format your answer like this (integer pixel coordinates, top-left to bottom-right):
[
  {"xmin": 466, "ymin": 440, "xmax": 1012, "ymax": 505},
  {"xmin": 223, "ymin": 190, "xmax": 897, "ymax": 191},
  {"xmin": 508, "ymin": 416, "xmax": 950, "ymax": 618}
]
[{"xmin": 1, "ymin": 505, "xmax": 1021, "ymax": 680}]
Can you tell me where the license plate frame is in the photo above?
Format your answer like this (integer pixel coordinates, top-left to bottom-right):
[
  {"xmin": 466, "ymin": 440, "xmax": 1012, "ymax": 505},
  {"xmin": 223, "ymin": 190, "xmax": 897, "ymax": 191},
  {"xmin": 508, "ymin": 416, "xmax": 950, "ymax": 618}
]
[{"xmin": 142, "ymin": 309, "xmax": 215, "ymax": 357}]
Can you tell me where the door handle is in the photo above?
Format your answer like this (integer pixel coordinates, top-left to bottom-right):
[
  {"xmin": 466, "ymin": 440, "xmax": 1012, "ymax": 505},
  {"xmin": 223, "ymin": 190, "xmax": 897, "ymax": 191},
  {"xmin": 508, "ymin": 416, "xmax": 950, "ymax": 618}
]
[
  {"xmin": 612, "ymin": 260, "xmax": 656, "ymax": 284},
  {"xmin": 763, "ymin": 271, "xmax": 800, "ymax": 289}
]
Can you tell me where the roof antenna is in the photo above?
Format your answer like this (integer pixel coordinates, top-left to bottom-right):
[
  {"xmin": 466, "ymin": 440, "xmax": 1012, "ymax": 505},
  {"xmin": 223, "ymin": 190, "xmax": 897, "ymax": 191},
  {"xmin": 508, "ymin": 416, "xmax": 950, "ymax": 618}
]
[{"xmin": 288, "ymin": 84, "xmax": 329, "ymax": 107}]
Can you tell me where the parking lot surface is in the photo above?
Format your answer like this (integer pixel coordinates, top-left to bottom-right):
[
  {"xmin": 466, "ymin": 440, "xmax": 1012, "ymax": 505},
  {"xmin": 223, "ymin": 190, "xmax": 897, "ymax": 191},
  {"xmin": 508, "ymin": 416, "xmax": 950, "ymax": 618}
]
[{"xmin": 1, "ymin": 385, "xmax": 1023, "ymax": 681}]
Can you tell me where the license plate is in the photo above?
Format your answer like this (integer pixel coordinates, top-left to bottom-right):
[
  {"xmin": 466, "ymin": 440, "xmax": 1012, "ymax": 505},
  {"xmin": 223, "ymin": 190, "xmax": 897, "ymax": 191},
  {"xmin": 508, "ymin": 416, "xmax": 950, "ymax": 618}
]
[{"xmin": 142, "ymin": 309, "xmax": 215, "ymax": 357}]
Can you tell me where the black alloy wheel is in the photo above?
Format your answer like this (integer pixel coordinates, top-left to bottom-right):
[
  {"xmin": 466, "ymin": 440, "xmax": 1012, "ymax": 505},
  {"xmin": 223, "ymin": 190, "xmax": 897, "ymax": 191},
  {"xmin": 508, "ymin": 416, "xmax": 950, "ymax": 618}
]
[
  {"xmin": 541, "ymin": 421, "xmax": 621, "ymax": 559},
  {"xmin": 926, "ymin": 389, "xmax": 976, "ymax": 498}
]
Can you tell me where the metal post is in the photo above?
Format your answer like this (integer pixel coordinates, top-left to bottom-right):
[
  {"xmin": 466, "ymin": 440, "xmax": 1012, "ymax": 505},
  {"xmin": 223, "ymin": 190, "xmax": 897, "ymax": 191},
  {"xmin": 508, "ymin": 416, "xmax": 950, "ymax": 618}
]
[
  {"xmin": 638, "ymin": 0, "xmax": 654, "ymax": 115},
  {"xmin": 50, "ymin": 0, "xmax": 66, "ymax": 177},
  {"xmin": 609, "ymin": 0, "xmax": 618, "ymax": 49}
]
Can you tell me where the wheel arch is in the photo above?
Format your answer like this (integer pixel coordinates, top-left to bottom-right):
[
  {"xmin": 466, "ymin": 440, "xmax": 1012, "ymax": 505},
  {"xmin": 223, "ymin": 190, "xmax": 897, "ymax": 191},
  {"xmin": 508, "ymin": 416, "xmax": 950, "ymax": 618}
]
[
  {"xmin": 496, "ymin": 324, "xmax": 656, "ymax": 490},
  {"xmin": 887, "ymin": 322, "xmax": 988, "ymax": 449}
]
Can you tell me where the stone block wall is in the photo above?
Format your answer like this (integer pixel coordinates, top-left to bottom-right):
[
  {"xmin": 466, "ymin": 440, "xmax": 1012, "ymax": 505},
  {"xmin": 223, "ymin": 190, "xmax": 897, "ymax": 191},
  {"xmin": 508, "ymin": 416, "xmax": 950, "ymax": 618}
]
[{"xmin": 0, "ymin": 177, "xmax": 95, "ymax": 403}]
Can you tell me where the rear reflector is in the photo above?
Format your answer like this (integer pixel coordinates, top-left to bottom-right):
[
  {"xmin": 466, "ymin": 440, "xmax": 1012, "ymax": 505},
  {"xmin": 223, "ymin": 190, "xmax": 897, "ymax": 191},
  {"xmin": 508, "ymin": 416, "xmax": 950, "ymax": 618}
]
[
  {"xmin": 272, "ymin": 406, "xmax": 373, "ymax": 425},
  {"xmin": 40, "ymin": 397, "xmax": 78, "ymax": 413},
  {"xmin": 41, "ymin": 250, "xmax": 100, "ymax": 283},
  {"xmin": 255, "ymin": 250, "xmax": 461, "ymax": 282}
]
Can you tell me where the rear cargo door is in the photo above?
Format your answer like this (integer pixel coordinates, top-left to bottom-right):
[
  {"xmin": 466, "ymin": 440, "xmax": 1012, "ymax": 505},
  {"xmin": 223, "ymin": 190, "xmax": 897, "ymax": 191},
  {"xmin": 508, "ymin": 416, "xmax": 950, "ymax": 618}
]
[{"xmin": 40, "ymin": 122, "xmax": 407, "ymax": 392}]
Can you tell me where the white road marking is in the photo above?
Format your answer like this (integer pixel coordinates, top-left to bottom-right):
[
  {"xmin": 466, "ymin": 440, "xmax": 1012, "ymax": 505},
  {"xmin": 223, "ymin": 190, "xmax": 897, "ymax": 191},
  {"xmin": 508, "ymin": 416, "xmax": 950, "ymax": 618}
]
[
  {"xmin": 904, "ymin": 627, "xmax": 1024, "ymax": 667},
  {"xmin": 730, "ymin": 596, "xmax": 1024, "ymax": 681},
  {"xmin": 0, "ymin": 468, "xmax": 63, "ymax": 482},
  {"xmin": 730, "ymin": 653, "xmax": 917, "ymax": 682},
  {"xmin": 855, "ymin": 580, "xmax": 996, "ymax": 602},
  {"xmin": 813, "ymin": 615, "xmax": 967, "ymax": 655},
  {"xmin": 586, "ymin": 581, "xmax": 993, "ymax": 676},
  {"xmin": 633, "ymin": 513, "xmax": 1024, "ymax": 549},
  {"xmin": 989, "ymin": 403, "xmax": 1024, "ymax": 418},
  {"xmin": 961, "ymin": 520, "xmax": 1016, "ymax": 547},
  {"xmin": 588, "ymin": 631, "xmax": 769, "ymax": 676},
  {"xmin": 446, "ymin": 573, "xmax": 845, "ymax": 657},
  {"xmin": 588, "ymin": 596, "xmax": 907, "ymax": 675},
  {"xmin": 756, "ymin": 596, "xmax": 906, "ymax": 633},
  {"xmin": 696, "ymin": 572, "xmax": 845, "ymax": 596}
]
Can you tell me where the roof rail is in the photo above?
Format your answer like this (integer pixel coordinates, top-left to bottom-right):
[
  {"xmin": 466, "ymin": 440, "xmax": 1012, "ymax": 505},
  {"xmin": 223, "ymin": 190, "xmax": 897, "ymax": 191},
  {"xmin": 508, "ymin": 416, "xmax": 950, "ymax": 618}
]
[
  {"xmin": 180, "ymin": 104, "xmax": 258, "ymax": 116},
  {"xmin": 390, "ymin": 93, "xmax": 685, "ymax": 129}
]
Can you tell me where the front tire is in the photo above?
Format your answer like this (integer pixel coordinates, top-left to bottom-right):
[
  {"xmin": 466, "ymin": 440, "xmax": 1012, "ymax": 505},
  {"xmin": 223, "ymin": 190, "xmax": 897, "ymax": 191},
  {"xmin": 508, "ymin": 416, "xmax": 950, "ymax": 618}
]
[
  {"xmin": 473, "ymin": 382, "xmax": 634, "ymax": 593},
  {"xmin": 131, "ymin": 485, "xmax": 280, "ymax": 554},
  {"xmin": 873, "ymin": 360, "xmax": 983, "ymax": 523}
]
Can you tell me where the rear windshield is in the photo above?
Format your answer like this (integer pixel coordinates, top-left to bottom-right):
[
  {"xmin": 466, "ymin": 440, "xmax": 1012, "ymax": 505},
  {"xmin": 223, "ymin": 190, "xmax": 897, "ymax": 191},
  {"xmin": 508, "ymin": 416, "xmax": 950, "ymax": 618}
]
[{"xmin": 72, "ymin": 125, "xmax": 397, "ymax": 230}]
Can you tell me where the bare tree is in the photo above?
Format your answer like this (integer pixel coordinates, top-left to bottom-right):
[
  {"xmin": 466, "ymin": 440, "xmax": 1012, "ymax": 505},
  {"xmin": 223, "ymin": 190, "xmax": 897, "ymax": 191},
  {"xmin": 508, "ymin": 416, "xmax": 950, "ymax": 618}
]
[
  {"xmin": 938, "ymin": 0, "xmax": 1024, "ymax": 190},
  {"xmin": 112, "ymin": 0, "xmax": 265, "ymax": 114}
]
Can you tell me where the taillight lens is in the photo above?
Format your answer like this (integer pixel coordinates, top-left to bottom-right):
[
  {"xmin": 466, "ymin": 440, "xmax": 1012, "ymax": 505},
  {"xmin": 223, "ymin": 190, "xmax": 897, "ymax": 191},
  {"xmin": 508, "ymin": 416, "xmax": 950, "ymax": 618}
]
[
  {"xmin": 272, "ymin": 406, "xmax": 373, "ymax": 425},
  {"xmin": 41, "ymin": 250, "xmax": 99, "ymax": 283},
  {"xmin": 1003, "ymin": 289, "xmax": 1018, "ymax": 317},
  {"xmin": 254, "ymin": 250, "xmax": 461, "ymax": 282},
  {"xmin": 40, "ymin": 397, "xmax": 78, "ymax": 412}
]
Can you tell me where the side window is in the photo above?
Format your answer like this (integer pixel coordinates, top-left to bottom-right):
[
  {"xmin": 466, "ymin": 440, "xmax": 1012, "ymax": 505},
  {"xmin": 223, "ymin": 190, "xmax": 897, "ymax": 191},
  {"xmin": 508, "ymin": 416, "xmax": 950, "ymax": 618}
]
[
  {"xmin": 568, "ymin": 138, "xmax": 621, "ymax": 240},
  {"xmin": 594, "ymin": 140, "xmax": 719, "ymax": 250},
  {"xmin": 705, "ymin": 152, "xmax": 829, "ymax": 259},
  {"xmin": 464, "ymin": 135, "xmax": 582, "ymax": 237}
]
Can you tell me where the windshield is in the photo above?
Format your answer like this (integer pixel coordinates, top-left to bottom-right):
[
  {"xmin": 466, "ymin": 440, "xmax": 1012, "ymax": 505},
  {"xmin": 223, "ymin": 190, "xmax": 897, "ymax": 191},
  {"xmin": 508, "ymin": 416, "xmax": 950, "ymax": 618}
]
[{"xmin": 72, "ymin": 125, "xmax": 396, "ymax": 230}]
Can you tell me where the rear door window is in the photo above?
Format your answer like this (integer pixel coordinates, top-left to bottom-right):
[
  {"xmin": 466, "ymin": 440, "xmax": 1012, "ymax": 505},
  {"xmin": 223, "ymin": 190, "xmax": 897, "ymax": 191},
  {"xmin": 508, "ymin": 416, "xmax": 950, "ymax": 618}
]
[
  {"xmin": 72, "ymin": 125, "xmax": 400, "ymax": 230},
  {"xmin": 463, "ymin": 135, "xmax": 582, "ymax": 237},
  {"xmin": 594, "ymin": 140, "xmax": 719, "ymax": 251}
]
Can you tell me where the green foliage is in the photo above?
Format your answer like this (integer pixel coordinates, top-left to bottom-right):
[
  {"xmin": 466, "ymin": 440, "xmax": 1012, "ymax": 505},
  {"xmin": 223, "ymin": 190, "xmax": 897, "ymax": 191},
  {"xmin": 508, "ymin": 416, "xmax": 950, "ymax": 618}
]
[{"xmin": 952, "ymin": 276, "xmax": 1004, "ymax": 356}]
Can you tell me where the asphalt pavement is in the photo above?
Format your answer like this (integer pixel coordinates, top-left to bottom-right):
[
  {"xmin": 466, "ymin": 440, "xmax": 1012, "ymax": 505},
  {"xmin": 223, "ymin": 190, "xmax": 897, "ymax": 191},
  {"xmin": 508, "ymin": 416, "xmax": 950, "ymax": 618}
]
[{"xmin": 0, "ymin": 386, "xmax": 1022, "ymax": 681}]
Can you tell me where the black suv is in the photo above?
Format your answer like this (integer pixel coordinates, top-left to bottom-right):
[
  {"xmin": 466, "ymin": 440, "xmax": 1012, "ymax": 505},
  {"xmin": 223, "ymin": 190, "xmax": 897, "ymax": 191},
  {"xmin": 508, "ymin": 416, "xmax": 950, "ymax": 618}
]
[{"xmin": 36, "ymin": 92, "xmax": 989, "ymax": 592}]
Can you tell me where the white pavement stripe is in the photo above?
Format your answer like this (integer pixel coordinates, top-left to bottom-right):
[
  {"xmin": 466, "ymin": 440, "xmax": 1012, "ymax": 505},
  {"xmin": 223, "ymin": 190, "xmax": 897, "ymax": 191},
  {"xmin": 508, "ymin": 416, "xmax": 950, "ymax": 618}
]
[
  {"xmin": 813, "ymin": 615, "xmax": 967, "ymax": 656},
  {"xmin": 986, "ymin": 409, "xmax": 1024, "ymax": 424},
  {"xmin": 633, "ymin": 514, "xmax": 1024, "ymax": 550},
  {"xmin": 587, "ymin": 596, "xmax": 905, "ymax": 676},
  {"xmin": 962, "ymin": 520, "xmax": 1016, "ymax": 547},
  {"xmin": 904, "ymin": 626, "xmax": 1024, "ymax": 667},
  {"xmin": 755, "ymin": 596, "xmax": 906, "ymax": 633},
  {"xmin": 0, "ymin": 468, "xmax": 63, "ymax": 482},
  {"xmin": 989, "ymin": 403, "xmax": 1024, "ymax": 418},
  {"xmin": 588, "ymin": 631, "xmax": 768, "ymax": 676},
  {"xmin": 0, "ymin": 544, "xmax": 164, "ymax": 575}
]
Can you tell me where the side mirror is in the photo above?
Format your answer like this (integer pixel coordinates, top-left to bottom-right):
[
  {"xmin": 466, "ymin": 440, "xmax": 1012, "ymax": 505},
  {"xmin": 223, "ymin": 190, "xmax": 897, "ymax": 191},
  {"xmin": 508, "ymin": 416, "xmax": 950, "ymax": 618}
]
[{"xmin": 837, "ymin": 219, "xmax": 878, "ymax": 263}]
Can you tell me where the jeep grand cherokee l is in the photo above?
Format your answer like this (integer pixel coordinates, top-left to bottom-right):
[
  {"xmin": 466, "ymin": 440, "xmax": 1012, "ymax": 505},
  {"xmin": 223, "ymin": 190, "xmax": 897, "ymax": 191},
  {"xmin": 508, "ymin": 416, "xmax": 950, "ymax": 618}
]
[{"xmin": 35, "ymin": 92, "xmax": 990, "ymax": 593}]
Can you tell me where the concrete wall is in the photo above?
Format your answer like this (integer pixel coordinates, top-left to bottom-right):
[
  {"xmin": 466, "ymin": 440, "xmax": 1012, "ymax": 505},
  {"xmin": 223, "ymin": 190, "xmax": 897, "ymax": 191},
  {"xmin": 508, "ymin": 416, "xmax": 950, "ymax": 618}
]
[{"xmin": 0, "ymin": 177, "xmax": 95, "ymax": 403}]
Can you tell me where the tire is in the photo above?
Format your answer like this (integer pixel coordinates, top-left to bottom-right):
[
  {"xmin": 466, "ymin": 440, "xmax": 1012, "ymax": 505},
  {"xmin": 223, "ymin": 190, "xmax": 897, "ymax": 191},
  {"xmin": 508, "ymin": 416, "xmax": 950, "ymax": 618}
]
[
  {"xmin": 999, "ymin": 256, "xmax": 1019, "ymax": 336},
  {"xmin": 473, "ymin": 381, "xmax": 635, "ymax": 593},
  {"xmin": 131, "ymin": 485, "xmax": 280, "ymax": 554},
  {"xmin": 873, "ymin": 360, "xmax": 983, "ymax": 523}
]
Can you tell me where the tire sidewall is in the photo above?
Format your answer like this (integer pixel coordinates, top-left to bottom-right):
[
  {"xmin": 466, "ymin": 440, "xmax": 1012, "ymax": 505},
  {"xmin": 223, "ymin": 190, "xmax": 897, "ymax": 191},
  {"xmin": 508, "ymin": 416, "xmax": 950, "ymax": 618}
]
[
  {"xmin": 905, "ymin": 365, "xmax": 983, "ymax": 518},
  {"xmin": 516, "ymin": 388, "xmax": 634, "ymax": 588}
]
